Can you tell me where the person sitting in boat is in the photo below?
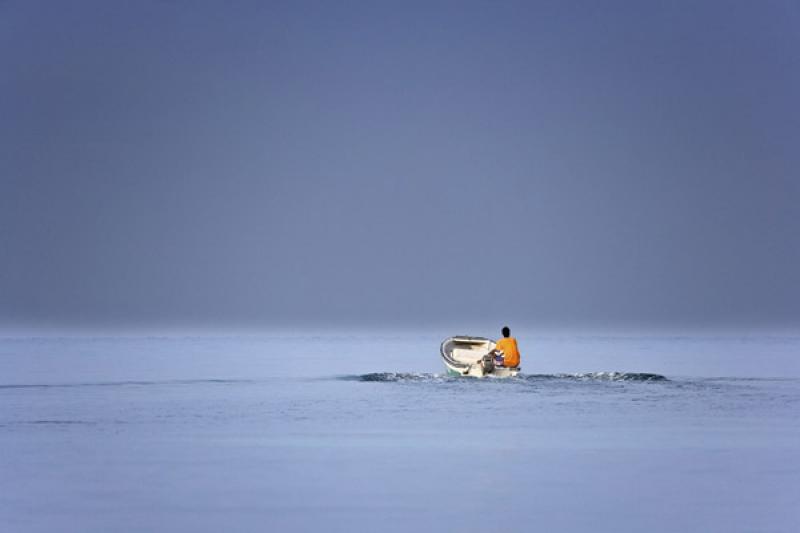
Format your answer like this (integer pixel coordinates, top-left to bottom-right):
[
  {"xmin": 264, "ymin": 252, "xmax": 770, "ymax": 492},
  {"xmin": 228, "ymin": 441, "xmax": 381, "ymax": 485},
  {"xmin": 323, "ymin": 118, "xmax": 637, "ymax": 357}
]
[{"xmin": 492, "ymin": 326, "xmax": 520, "ymax": 368}]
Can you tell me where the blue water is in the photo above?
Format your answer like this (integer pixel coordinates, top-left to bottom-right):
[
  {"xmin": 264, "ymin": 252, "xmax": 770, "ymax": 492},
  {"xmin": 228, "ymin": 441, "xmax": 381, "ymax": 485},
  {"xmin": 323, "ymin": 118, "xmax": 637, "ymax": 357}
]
[{"xmin": 1, "ymin": 334, "xmax": 798, "ymax": 532}]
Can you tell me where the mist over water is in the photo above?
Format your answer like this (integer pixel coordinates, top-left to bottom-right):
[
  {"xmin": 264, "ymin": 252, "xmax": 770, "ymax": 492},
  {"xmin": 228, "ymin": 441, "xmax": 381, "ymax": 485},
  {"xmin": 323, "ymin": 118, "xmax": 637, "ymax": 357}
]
[{"xmin": 2, "ymin": 1, "xmax": 799, "ymax": 330}]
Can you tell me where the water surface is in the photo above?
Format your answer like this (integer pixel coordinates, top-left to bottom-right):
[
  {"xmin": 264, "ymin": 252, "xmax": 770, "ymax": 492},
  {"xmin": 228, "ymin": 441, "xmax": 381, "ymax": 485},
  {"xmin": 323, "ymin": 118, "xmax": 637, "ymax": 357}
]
[{"xmin": 1, "ymin": 334, "xmax": 798, "ymax": 532}]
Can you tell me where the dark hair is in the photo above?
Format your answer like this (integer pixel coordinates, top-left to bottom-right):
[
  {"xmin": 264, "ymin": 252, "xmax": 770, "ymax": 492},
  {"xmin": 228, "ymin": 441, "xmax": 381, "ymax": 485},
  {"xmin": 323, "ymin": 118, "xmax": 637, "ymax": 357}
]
[{"xmin": 502, "ymin": 326, "xmax": 510, "ymax": 337}]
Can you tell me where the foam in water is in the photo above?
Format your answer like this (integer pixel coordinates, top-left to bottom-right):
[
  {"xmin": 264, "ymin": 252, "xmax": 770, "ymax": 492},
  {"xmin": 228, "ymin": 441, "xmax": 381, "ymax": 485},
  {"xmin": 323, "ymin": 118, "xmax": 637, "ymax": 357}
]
[{"xmin": 527, "ymin": 372, "xmax": 668, "ymax": 381}]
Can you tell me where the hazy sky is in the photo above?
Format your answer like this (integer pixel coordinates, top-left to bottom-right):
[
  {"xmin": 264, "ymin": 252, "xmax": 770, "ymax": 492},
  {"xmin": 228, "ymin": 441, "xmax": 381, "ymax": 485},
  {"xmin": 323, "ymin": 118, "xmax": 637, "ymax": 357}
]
[{"xmin": 1, "ymin": 0, "xmax": 798, "ymax": 330}]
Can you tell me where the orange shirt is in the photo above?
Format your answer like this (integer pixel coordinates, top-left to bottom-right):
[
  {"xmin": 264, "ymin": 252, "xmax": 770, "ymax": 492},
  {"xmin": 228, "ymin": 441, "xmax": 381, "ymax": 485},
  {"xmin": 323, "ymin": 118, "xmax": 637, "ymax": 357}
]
[{"xmin": 495, "ymin": 337, "xmax": 520, "ymax": 367}]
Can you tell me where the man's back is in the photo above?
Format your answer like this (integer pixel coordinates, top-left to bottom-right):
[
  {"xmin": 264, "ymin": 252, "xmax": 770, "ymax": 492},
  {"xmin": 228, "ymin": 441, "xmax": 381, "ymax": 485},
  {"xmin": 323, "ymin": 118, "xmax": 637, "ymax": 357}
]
[{"xmin": 495, "ymin": 336, "xmax": 520, "ymax": 367}]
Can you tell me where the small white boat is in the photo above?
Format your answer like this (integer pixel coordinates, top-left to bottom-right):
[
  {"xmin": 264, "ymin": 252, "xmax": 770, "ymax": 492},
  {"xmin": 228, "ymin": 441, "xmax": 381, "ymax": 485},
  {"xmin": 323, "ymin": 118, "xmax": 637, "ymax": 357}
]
[{"xmin": 440, "ymin": 336, "xmax": 520, "ymax": 378}]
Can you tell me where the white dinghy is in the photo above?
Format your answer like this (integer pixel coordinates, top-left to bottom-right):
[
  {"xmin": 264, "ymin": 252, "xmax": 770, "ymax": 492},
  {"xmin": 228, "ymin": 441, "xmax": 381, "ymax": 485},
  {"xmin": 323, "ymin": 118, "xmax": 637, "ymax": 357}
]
[{"xmin": 440, "ymin": 336, "xmax": 520, "ymax": 378}]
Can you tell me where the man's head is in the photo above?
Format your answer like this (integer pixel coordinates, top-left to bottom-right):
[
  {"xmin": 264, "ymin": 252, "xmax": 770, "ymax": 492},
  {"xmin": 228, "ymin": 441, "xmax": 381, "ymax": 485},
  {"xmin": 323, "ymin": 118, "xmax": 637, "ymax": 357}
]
[{"xmin": 502, "ymin": 326, "xmax": 510, "ymax": 338}]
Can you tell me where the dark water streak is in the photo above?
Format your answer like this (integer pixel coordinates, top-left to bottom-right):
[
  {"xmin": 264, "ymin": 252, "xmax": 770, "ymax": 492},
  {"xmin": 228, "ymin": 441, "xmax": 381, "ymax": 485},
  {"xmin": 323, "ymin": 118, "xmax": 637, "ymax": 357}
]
[{"xmin": 348, "ymin": 372, "xmax": 668, "ymax": 383}]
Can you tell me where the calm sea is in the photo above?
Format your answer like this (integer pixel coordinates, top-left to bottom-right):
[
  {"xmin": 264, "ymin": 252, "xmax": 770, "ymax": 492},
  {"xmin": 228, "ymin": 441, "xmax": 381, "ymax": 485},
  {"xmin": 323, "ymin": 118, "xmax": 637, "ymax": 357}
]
[{"xmin": 1, "ymin": 333, "xmax": 798, "ymax": 532}]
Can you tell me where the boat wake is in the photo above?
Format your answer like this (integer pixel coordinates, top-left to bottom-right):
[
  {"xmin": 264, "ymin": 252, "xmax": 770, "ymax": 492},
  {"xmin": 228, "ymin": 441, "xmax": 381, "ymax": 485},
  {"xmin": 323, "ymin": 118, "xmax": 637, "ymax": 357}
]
[
  {"xmin": 345, "ymin": 372, "xmax": 667, "ymax": 383},
  {"xmin": 341, "ymin": 372, "xmax": 441, "ymax": 382},
  {"xmin": 527, "ymin": 372, "xmax": 667, "ymax": 382}
]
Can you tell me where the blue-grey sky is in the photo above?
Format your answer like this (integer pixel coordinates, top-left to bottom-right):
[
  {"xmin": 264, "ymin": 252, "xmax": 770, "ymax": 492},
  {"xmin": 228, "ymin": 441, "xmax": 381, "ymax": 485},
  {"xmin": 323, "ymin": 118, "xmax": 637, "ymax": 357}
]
[{"xmin": 1, "ymin": 0, "xmax": 798, "ymax": 329}]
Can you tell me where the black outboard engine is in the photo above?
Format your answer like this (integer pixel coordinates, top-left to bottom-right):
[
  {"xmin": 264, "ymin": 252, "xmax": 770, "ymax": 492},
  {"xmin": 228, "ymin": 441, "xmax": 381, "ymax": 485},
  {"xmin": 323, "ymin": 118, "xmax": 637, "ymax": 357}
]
[{"xmin": 480, "ymin": 353, "xmax": 495, "ymax": 374}]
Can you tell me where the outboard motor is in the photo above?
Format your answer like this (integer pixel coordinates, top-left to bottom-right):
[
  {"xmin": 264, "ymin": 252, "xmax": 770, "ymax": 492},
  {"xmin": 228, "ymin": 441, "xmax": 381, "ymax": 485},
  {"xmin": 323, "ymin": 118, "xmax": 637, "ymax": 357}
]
[{"xmin": 480, "ymin": 353, "xmax": 495, "ymax": 374}]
